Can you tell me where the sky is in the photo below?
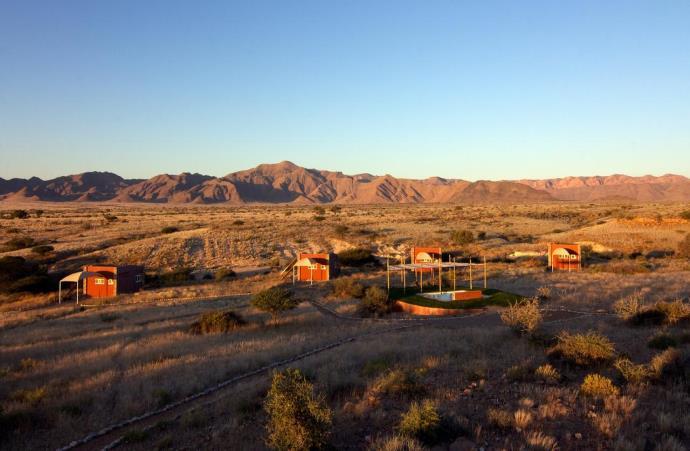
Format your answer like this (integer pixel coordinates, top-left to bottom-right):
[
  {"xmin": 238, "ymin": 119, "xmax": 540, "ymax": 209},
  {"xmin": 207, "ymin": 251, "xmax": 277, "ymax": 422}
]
[{"xmin": 1, "ymin": 0, "xmax": 689, "ymax": 181}]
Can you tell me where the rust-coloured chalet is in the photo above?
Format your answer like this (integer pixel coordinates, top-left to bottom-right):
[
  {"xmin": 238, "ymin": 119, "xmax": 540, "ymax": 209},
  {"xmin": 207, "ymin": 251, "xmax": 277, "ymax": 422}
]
[
  {"xmin": 547, "ymin": 243, "xmax": 582, "ymax": 271},
  {"xmin": 293, "ymin": 253, "xmax": 340, "ymax": 283},
  {"xmin": 82, "ymin": 265, "xmax": 145, "ymax": 298}
]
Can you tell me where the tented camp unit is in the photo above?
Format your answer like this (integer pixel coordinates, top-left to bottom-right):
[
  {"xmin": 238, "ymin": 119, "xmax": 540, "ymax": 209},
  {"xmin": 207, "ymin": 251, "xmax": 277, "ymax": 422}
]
[
  {"xmin": 547, "ymin": 243, "xmax": 582, "ymax": 271},
  {"xmin": 59, "ymin": 265, "xmax": 145, "ymax": 303},
  {"xmin": 292, "ymin": 253, "xmax": 340, "ymax": 284}
]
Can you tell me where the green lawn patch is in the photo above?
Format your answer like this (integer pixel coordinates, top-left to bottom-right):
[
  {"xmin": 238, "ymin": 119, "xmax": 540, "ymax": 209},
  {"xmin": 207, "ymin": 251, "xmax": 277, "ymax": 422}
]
[{"xmin": 390, "ymin": 286, "xmax": 523, "ymax": 310}]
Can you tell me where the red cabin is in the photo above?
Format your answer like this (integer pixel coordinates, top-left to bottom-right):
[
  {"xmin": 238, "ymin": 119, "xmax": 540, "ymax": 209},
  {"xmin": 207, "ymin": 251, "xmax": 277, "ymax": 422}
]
[
  {"xmin": 292, "ymin": 253, "xmax": 340, "ymax": 283},
  {"xmin": 82, "ymin": 265, "xmax": 145, "ymax": 297},
  {"xmin": 547, "ymin": 243, "xmax": 582, "ymax": 271}
]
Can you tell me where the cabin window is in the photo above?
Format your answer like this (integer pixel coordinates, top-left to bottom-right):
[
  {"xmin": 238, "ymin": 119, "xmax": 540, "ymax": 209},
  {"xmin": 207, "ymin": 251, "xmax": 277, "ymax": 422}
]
[
  {"xmin": 107, "ymin": 279, "xmax": 114, "ymax": 285},
  {"xmin": 321, "ymin": 265, "xmax": 327, "ymax": 270},
  {"xmin": 95, "ymin": 278, "xmax": 105, "ymax": 285},
  {"xmin": 135, "ymin": 275, "xmax": 144, "ymax": 283}
]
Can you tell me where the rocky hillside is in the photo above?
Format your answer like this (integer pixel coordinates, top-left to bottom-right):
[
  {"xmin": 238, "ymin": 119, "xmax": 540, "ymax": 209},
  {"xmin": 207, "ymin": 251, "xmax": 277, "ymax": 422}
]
[{"xmin": 1, "ymin": 162, "xmax": 688, "ymax": 203}]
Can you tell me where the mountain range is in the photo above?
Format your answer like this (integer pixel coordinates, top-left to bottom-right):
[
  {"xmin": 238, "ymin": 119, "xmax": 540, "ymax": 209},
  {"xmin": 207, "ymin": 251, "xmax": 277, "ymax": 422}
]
[{"xmin": 1, "ymin": 161, "xmax": 689, "ymax": 204}]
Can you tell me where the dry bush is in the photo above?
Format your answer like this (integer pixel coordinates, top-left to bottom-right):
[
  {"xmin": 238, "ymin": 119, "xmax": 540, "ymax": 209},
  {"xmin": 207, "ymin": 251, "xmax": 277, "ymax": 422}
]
[
  {"xmin": 398, "ymin": 400, "xmax": 441, "ymax": 443},
  {"xmin": 649, "ymin": 348, "xmax": 681, "ymax": 380},
  {"xmin": 535, "ymin": 286, "xmax": 552, "ymax": 301},
  {"xmin": 534, "ymin": 364, "xmax": 560, "ymax": 384},
  {"xmin": 525, "ymin": 431, "xmax": 558, "ymax": 450},
  {"xmin": 487, "ymin": 408, "xmax": 513, "ymax": 429},
  {"xmin": 500, "ymin": 298, "xmax": 542, "ymax": 334},
  {"xmin": 549, "ymin": 331, "xmax": 615, "ymax": 366},
  {"xmin": 264, "ymin": 368, "xmax": 332, "ymax": 451},
  {"xmin": 654, "ymin": 299, "xmax": 690, "ymax": 325},
  {"xmin": 367, "ymin": 435, "xmax": 425, "ymax": 451},
  {"xmin": 371, "ymin": 369, "xmax": 424, "ymax": 398},
  {"xmin": 513, "ymin": 409, "xmax": 532, "ymax": 430},
  {"xmin": 580, "ymin": 374, "xmax": 619, "ymax": 398},
  {"xmin": 188, "ymin": 310, "xmax": 245, "ymax": 334},
  {"xmin": 331, "ymin": 277, "xmax": 365, "ymax": 299},
  {"xmin": 677, "ymin": 233, "xmax": 690, "ymax": 258},
  {"xmin": 614, "ymin": 358, "xmax": 651, "ymax": 384},
  {"xmin": 614, "ymin": 292, "xmax": 645, "ymax": 321}
]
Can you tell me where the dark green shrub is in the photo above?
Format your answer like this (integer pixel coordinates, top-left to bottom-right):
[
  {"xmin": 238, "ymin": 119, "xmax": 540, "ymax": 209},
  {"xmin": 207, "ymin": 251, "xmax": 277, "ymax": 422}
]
[
  {"xmin": 158, "ymin": 268, "xmax": 193, "ymax": 285},
  {"xmin": 251, "ymin": 287, "xmax": 299, "ymax": 324},
  {"xmin": 4, "ymin": 236, "xmax": 35, "ymax": 251},
  {"xmin": 215, "ymin": 268, "xmax": 236, "ymax": 281},
  {"xmin": 189, "ymin": 310, "xmax": 245, "ymax": 334},
  {"xmin": 680, "ymin": 210, "xmax": 690, "ymax": 221},
  {"xmin": 359, "ymin": 286, "xmax": 392, "ymax": 316},
  {"xmin": 338, "ymin": 248, "xmax": 376, "ymax": 267},
  {"xmin": 648, "ymin": 334, "xmax": 678, "ymax": 350},
  {"xmin": 313, "ymin": 206, "xmax": 326, "ymax": 215},
  {"xmin": 233, "ymin": 220, "xmax": 245, "ymax": 226},
  {"xmin": 31, "ymin": 245, "xmax": 54, "ymax": 256},
  {"xmin": 161, "ymin": 226, "xmax": 179, "ymax": 234},
  {"xmin": 264, "ymin": 368, "xmax": 332, "ymax": 451},
  {"xmin": 331, "ymin": 277, "xmax": 365, "ymax": 299},
  {"xmin": 10, "ymin": 209, "xmax": 29, "ymax": 219},
  {"xmin": 334, "ymin": 225, "xmax": 349, "ymax": 237},
  {"xmin": 450, "ymin": 229, "xmax": 474, "ymax": 245},
  {"xmin": 313, "ymin": 215, "xmax": 326, "ymax": 222}
]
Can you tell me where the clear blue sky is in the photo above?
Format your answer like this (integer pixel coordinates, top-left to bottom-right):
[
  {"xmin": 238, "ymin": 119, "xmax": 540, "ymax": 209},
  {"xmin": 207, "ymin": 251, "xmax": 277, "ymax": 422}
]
[{"xmin": 1, "ymin": 0, "xmax": 689, "ymax": 180}]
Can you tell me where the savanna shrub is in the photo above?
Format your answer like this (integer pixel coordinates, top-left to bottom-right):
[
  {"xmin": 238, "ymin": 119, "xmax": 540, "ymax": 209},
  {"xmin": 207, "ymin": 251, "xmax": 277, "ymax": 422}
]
[
  {"xmin": 252, "ymin": 287, "xmax": 299, "ymax": 323},
  {"xmin": 161, "ymin": 226, "xmax": 179, "ymax": 234},
  {"xmin": 367, "ymin": 435, "xmax": 425, "ymax": 451},
  {"xmin": 487, "ymin": 408, "xmax": 513, "ymax": 428},
  {"xmin": 550, "ymin": 331, "xmax": 615, "ymax": 366},
  {"xmin": 189, "ymin": 310, "xmax": 245, "ymax": 334},
  {"xmin": 31, "ymin": 245, "xmax": 54, "ymax": 256},
  {"xmin": 3, "ymin": 236, "xmax": 35, "ymax": 251},
  {"xmin": 264, "ymin": 368, "xmax": 332, "ymax": 451},
  {"xmin": 580, "ymin": 374, "xmax": 619, "ymax": 398},
  {"xmin": 534, "ymin": 364, "xmax": 560, "ymax": 384},
  {"xmin": 371, "ymin": 369, "xmax": 424, "ymax": 397},
  {"xmin": 398, "ymin": 400, "xmax": 441, "ymax": 443},
  {"xmin": 535, "ymin": 286, "xmax": 552, "ymax": 300},
  {"xmin": 214, "ymin": 268, "xmax": 236, "ymax": 281},
  {"xmin": 614, "ymin": 292, "xmax": 645, "ymax": 321},
  {"xmin": 500, "ymin": 298, "xmax": 542, "ymax": 334},
  {"xmin": 331, "ymin": 277, "xmax": 365, "ymax": 299},
  {"xmin": 359, "ymin": 286, "xmax": 392, "ymax": 316},
  {"xmin": 338, "ymin": 248, "xmax": 376, "ymax": 267},
  {"xmin": 614, "ymin": 358, "xmax": 651, "ymax": 384},
  {"xmin": 654, "ymin": 299, "xmax": 690, "ymax": 324},
  {"xmin": 649, "ymin": 348, "xmax": 681, "ymax": 380}
]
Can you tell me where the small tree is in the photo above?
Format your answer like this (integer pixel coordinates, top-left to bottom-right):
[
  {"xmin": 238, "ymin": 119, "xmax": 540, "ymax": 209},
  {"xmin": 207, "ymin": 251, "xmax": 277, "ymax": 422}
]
[
  {"xmin": 10, "ymin": 209, "xmax": 29, "ymax": 219},
  {"xmin": 252, "ymin": 287, "xmax": 299, "ymax": 324},
  {"xmin": 264, "ymin": 368, "xmax": 332, "ymax": 451},
  {"xmin": 500, "ymin": 298, "xmax": 542, "ymax": 335},
  {"xmin": 359, "ymin": 286, "xmax": 392, "ymax": 316}
]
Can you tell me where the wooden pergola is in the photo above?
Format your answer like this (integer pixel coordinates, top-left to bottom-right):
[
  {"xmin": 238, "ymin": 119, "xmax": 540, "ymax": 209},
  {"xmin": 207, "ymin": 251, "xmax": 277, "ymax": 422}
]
[{"xmin": 385, "ymin": 255, "xmax": 488, "ymax": 293}]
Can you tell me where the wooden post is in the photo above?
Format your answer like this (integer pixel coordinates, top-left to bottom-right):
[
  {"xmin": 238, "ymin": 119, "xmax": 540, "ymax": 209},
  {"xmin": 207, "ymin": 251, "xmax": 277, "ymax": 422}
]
[
  {"xmin": 453, "ymin": 257, "xmax": 456, "ymax": 292},
  {"xmin": 403, "ymin": 257, "xmax": 406, "ymax": 294},
  {"xmin": 292, "ymin": 265, "xmax": 296, "ymax": 285},
  {"xmin": 310, "ymin": 266, "xmax": 313, "ymax": 286},
  {"xmin": 469, "ymin": 257, "xmax": 473, "ymax": 290},
  {"xmin": 483, "ymin": 255, "xmax": 487, "ymax": 289},
  {"xmin": 58, "ymin": 281, "xmax": 62, "ymax": 304},
  {"xmin": 386, "ymin": 255, "xmax": 390, "ymax": 293},
  {"xmin": 420, "ymin": 268, "xmax": 424, "ymax": 293},
  {"xmin": 438, "ymin": 257, "xmax": 442, "ymax": 292}
]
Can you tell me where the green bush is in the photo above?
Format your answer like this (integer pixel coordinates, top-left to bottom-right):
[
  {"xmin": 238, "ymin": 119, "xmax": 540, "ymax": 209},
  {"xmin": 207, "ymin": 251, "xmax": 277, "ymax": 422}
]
[
  {"xmin": 371, "ymin": 369, "xmax": 424, "ymax": 397},
  {"xmin": 313, "ymin": 215, "xmax": 326, "ymax": 222},
  {"xmin": 579, "ymin": 374, "xmax": 619, "ymax": 398},
  {"xmin": 331, "ymin": 277, "xmax": 365, "ymax": 299},
  {"xmin": 189, "ymin": 310, "xmax": 245, "ymax": 334},
  {"xmin": 251, "ymin": 287, "xmax": 299, "ymax": 324},
  {"xmin": 31, "ymin": 245, "xmax": 54, "ymax": 256},
  {"xmin": 359, "ymin": 286, "xmax": 392, "ymax": 316},
  {"xmin": 338, "ymin": 248, "xmax": 376, "ymax": 266},
  {"xmin": 398, "ymin": 400, "xmax": 441, "ymax": 444},
  {"xmin": 549, "ymin": 331, "xmax": 615, "ymax": 366},
  {"xmin": 158, "ymin": 268, "xmax": 193, "ymax": 285},
  {"xmin": 264, "ymin": 368, "xmax": 332, "ymax": 451},
  {"xmin": 233, "ymin": 220, "xmax": 245, "ymax": 226},
  {"xmin": 500, "ymin": 298, "xmax": 542, "ymax": 334},
  {"xmin": 161, "ymin": 226, "xmax": 179, "ymax": 234},
  {"xmin": 450, "ymin": 229, "xmax": 474, "ymax": 245}
]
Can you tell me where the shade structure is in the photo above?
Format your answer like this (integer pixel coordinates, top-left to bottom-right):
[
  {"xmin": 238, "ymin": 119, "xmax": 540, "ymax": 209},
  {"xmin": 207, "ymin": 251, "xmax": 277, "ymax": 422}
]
[{"xmin": 58, "ymin": 271, "xmax": 105, "ymax": 304}]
